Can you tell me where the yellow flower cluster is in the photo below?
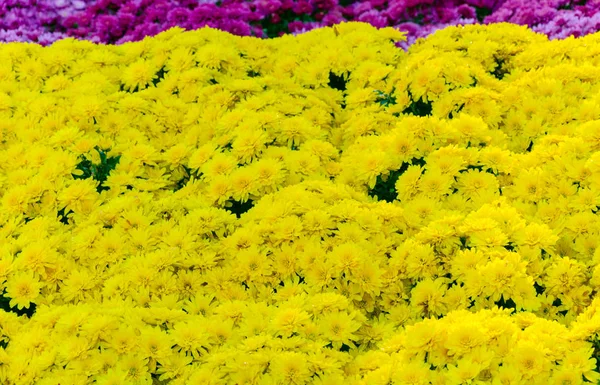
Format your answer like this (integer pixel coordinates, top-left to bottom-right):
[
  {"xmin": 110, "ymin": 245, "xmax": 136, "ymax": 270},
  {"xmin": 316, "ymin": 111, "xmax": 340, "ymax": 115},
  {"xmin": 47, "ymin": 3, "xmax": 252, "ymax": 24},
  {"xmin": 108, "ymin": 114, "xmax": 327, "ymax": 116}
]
[{"xmin": 1, "ymin": 21, "xmax": 600, "ymax": 384}]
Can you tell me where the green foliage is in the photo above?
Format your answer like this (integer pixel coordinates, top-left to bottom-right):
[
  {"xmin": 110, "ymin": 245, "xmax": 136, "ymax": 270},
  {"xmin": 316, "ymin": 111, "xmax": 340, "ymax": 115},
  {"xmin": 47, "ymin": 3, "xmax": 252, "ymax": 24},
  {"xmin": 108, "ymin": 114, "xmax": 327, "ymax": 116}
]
[
  {"xmin": 260, "ymin": 10, "xmax": 317, "ymax": 38},
  {"xmin": 173, "ymin": 165, "xmax": 193, "ymax": 191},
  {"xmin": 0, "ymin": 290, "xmax": 36, "ymax": 319},
  {"xmin": 474, "ymin": 6, "xmax": 493, "ymax": 22},
  {"xmin": 374, "ymin": 90, "xmax": 397, "ymax": 108},
  {"xmin": 225, "ymin": 199, "xmax": 255, "ymax": 218},
  {"xmin": 368, "ymin": 157, "xmax": 427, "ymax": 202},
  {"xmin": 73, "ymin": 146, "xmax": 121, "ymax": 193},
  {"xmin": 328, "ymin": 71, "xmax": 348, "ymax": 92},
  {"xmin": 153, "ymin": 66, "xmax": 167, "ymax": 87},
  {"xmin": 412, "ymin": 14, "xmax": 425, "ymax": 25},
  {"xmin": 590, "ymin": 334, "xmax": 600, "ymax": 373},
  {"xmin": 403, "ymin": 96, "xmax": 432, "ymax": 117},
  {"xmin": 491, "ymin": 57, "xmax": 509, "ymax": 80}
]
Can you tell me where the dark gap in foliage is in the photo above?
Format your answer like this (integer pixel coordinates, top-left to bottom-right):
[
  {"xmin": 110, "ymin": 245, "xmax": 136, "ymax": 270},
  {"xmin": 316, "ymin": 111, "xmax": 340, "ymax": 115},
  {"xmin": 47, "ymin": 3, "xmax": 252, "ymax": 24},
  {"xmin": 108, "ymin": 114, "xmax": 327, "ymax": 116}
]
[
  {"xmin": 44, "ymin": 20, "xmax": 59, "ymax": 33},
  {"xmin": 448, "ymin": 103, "xmax": 465, "ymax": 119},
  {"xmin": 368, "ymin": 157, "xmax": 426, "ymax": 203},
  {"xmin": 474, "ymin": 6, "xmax": 493, "ymax": 22},
  {"xmin": 260, "ymin": 10, "xmax": 317, "ymax": 38},
  {"xmin": 403, "ymin": 96, "xmax": 432, "ymax": 116},
  {"xmin": 412, "ymin": 13, "xmax": 425, "ymax": 25},
  {"xmin": 73, "ymin": 147, "xmax": 121, "ymax": 193},
  {"xmin": 526, "ymin": 140, "xmax": 534, "ymax": 152},
  {"xmin": 558, "ymin": 0, "xmax": 586, "ymax": 10},
  {"xmin": 57, "ymin": 207, "xmax": 73, "ymax": 225},
  {"xmin": 491, "ymin": 57, "xmax": 509, "ymax": 80},
  {"xmin": 494, "ymin": 296, "xmax": 517, "ymax": 312},
  {"xmin": 534, "ymin": 282, "xmax": 545, "ymax": 295},
  {"xmin": 225, "ymin": 199, "xmax": 255, "ymax": 218},
  {"xmin": 466, "ymin": 165, "xmax": 483, "ymax": 172},
  {"xmin": 591, "ymin": 335, "xmax": 600, "ymax": 372},
  {"xmin": 104, "ymin": 2, "xmax": 120, "ymax": 15},
  {"xmin": 375, "ymin": 90, "xmax": 396, "ymax": 108},
  {"xmin": 0, "ymin": 291, "xmax": 37, "ymax": 318},
  {"xmin": 173, "ymin": 165, "xmax": 193, "ymax": 192},
  {"xmin": 328, "ymin": 71, "xmax": 348, "ymax": 92},
  {"xmin": 152, "ymin": 66, "xmax": 167, "ymax": 87}
]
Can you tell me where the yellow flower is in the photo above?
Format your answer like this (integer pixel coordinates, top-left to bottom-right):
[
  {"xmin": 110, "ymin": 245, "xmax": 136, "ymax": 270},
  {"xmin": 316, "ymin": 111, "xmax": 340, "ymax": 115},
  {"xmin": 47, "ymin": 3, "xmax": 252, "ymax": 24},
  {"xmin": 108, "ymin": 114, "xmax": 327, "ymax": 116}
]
[
  {"xmin": 544, "ymin": 257, "xmax": 586, "ymax": 297},
  {"xmin": 328, "ymin": 242, "xmax": 365, "ymax": 277},
  {"xmin": 446, "ymin": 357, "xmax": 483, "ymax": 385},
  {"xmin": 349, "ymin": 260, "xmax": 383, "ymax": 297},
  {"xmin": 165, "ymin": 47, "xmax": 195, "ymax": 73},
  {"xmin": 121, "ymin": 59, "xmax": 158, "ymax": 91},
  {"xmin": 171, "ymin": 319, "xmax": 212, "ymax": 358},
  {"xmin": 271, "ymin": 306, "xmax": 312, "ymax": 338},
  {"xmin": 235, "ymin": 245, "xmax": 272, "ymax": 283},
  {"xmin": 510, "ymin": 167, "xmax": 547, "ymax": 202},
  {"xmin": 318, "ymin": 311, "xmax": 362, "ymax": 350},
  {"xmin": 391, "ymin": 360, "xmax": 431, "ymax": 385},
  {"xmin": 456, "ymin": 169, "xmax": 499, "ymax": 199},
  {"xmin": 139, "ymin": 327, "xmax": 174, "ymax": 362},
  {"xmin": 512, "ymin": 222, "xmax": 558, "ymax": 249},
  {"xmin": 410, "ymin": 278, "xmax": 447, "ymax": 319},
  {"xmin": 205, "ymin": 175, "xmax": 233, "ymax": 206},
  {"xmin": 445, "ymin": 323, "xmax": 487, "ymax": 357},
  {"xmin": 230, "ymin": 167, "xmax": 259, "ymax": 203},
  {"xmin": 116, "ymin": 354, "xmax": 152, "ymax": 385},
  {"xmin": 418, "ymin": 169, "xmax": 454, "ymax": 199},
  {"xmin": 231, "ymin": 128, "xmax": 268, "ymax": 164},
  {"xmin": 249, "ymin": 158, "xmax": 288, "ymax": 195},
  {"xmin": 506, "ymin": 341, "xmax": 551, "ymax": 380},
  {"xmin": 1, "ymin": 186, "xmax": 29, "ymax": 215},
  {"xmin": 403, "ymin": 318, "xmax": 443, "ymax": 356},
  {"xmin": 403, "ymin": 242, "xmax": 438, "ymax": 280},
  {"xmin": 106, "ymin": 327, "xmax": 139, "ymax": 355},
  {"xmin": 5, "ymin": 271, "xmax": 42, "ymax": 310},
  {"xmin": 13, "ymin": 240, "xmax": 57, "ymax": 278},
  {"xmin": 200, "ymin": 152, "xmax": 238, "ymax": 179},
  {"xmin": 550, "ymin": 366, "xmax": 584, "ymax": 385},
  {"xmin": 270, "ymin": 352, "xmax": 312, "ymax": 385},
  {"xmin": 61, "ymin": 268, "xmax": 96, "ymax": 303},
  {"xmin": 94, "ymin": 368, "xmax": 129, "ymax": 385},
  {"xmin": 395, "ymin": 165, "xmax": 424, "ymax": 202}
]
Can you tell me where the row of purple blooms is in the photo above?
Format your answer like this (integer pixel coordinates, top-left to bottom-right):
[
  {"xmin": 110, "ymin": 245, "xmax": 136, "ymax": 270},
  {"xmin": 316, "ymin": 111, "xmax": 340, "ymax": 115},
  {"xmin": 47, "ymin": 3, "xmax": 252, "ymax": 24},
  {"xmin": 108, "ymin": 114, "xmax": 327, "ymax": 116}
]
[{"xmin": 1, "ymin": 0, "xmax": 599, "ymax": 46}]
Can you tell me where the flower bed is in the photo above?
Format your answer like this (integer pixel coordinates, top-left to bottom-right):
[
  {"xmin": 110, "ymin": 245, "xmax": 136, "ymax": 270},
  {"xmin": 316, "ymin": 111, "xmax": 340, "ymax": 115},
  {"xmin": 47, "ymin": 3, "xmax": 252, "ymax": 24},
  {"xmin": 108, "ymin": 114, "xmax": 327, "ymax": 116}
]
[
  {"xmin": 2, "ymin": 22, "xmax": 600, "ymax": 383},
  {"xmin": 3, "ymin": 0, "xmax": 600, "ymax": 45}
]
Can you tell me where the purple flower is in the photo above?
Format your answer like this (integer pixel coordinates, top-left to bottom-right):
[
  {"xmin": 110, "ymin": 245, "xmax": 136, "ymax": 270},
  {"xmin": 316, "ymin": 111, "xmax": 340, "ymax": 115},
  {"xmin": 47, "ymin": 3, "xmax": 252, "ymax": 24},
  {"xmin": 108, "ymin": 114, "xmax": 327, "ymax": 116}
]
[
  {"xmin": 456, "ymin": 4, "xmax": 476, "ymax": 20},
  {"xmin": 357, "ymin": 10, "xmax": 388, "ymax": 29},
  {"xmin": 292, "ymin": 1, "xmax": 313, "ymax": 15},
  {"xmin": 256, "ymin": 0, "xmax": 282, "ymax": 15},
  {"xmin": 167, "ymin": 7, "xmax": 191, "ymax": 28},
  {"xmin": 4, "ymin": 0, "xmax": 600, "ymax": 47}
]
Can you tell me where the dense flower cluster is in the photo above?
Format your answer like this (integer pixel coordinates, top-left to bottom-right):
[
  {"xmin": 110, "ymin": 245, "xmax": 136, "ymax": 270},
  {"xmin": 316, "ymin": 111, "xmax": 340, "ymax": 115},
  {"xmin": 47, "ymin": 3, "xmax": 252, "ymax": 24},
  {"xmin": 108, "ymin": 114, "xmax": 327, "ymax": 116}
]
[
  {"xmin": 3, "ymin": 0, "xmax": 600, "ymax": 45},
  {"xmin": 0, "ymin": 0, "xmax": 93, "ymax": 44},
  {"xmin": 488, "ymin": 0, "xmax": 600, "ymax": 40},
  {"xmin": 2, "ymin": 22, "xmax": 600, "ymax": 383}
]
